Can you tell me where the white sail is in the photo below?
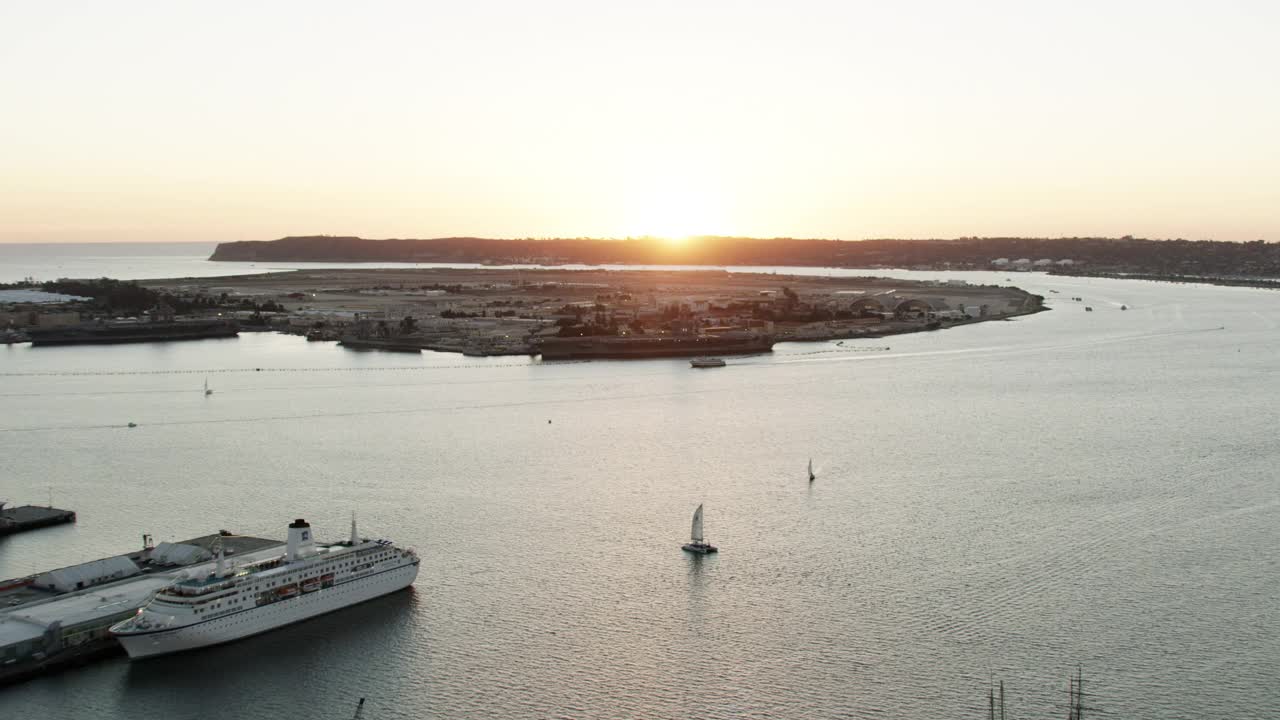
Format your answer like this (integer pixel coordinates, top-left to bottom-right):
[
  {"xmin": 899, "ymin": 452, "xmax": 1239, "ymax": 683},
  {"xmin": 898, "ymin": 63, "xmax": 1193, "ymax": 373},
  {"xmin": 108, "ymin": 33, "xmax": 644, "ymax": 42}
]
[{"xmin": 691, "ymin": 504, "xmax": 704, "ymax": 543}]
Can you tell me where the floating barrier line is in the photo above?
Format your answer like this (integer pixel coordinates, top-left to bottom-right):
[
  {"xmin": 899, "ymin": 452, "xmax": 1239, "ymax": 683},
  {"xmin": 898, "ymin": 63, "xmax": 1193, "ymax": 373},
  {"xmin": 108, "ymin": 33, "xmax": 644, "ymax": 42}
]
[
  {"xmin": 0, "ymin": 363, "xmax": 545, "ymax": 377},
  {"xmin": 0, "ymin": 347, "xmax": 892, "ymax": 377},
  {"xmin": 0, "ymin": 380, "xmax": 839, "ymax": 434}
]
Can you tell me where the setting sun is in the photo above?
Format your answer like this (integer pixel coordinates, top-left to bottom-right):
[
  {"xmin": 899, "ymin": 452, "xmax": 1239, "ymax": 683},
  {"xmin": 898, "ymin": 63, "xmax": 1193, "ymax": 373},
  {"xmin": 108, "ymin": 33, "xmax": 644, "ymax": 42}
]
[{"xmin": 622, "ymin": 181, "xmax": 730, "ymax": 241}]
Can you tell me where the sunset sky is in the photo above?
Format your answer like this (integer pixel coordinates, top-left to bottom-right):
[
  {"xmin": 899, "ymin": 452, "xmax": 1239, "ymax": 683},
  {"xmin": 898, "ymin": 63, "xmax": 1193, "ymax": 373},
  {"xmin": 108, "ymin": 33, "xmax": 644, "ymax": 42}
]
[{"xmin": 2, "ymin": 2, "xmax": 1277, "ymax": 243}]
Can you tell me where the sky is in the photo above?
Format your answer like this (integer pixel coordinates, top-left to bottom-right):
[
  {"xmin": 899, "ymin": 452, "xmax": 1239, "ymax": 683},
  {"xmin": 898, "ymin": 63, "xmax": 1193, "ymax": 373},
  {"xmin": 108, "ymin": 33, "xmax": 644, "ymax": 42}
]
[{"xmin": 1, "ymin": 1, "xmax": 1277, "ymax": 243}]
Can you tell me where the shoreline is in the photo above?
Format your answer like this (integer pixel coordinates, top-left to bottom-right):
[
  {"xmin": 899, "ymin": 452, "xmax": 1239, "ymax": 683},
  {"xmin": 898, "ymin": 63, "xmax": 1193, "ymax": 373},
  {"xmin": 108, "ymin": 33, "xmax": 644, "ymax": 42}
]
[
  {"xmin": 143, "ymin": 266, "xmax": 1045, "ymax": 357},
  {"xmin": 1051, "ymin": 269, "xmax": 1280, "ymax": 290}
]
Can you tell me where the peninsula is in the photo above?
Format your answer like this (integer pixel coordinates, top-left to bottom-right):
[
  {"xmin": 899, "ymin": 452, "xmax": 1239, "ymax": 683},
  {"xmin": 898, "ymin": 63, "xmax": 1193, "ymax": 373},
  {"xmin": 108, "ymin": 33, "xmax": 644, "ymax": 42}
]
[{"xmin": 138, "ymin": 267, "xmax": 1044, "ymax": 357}]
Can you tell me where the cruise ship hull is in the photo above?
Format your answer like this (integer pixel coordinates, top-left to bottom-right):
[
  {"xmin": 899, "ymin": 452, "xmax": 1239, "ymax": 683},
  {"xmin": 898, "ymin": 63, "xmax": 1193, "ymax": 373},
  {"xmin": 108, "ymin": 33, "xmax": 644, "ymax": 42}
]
[{"xmin": 115, "ymin": 561, "xmax": 418, "ymax": 660}]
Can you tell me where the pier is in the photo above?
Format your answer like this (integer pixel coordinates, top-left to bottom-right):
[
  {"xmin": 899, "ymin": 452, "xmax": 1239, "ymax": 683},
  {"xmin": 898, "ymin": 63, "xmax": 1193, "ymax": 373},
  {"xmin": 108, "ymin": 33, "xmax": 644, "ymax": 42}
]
[
  {"xmin": 0, "ymin": 531, "xmax": 283, "ymax": 686},
  {"xmin": 0, "ymin": 502, "xmax": 76, "ymax": 536}
]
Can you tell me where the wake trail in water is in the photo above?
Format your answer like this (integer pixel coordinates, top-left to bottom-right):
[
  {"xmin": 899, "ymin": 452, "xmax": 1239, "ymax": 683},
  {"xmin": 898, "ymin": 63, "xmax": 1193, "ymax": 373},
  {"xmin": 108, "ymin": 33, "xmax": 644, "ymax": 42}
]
[
  {"xmin": 1250, "ymin": 311, "xmax": 1277, "ymax": 330},
  {"xmin": 773, "ymin": 326, "xmax": 1225, "ymax": 367},
  {"xmin": 918, "ymin": 458, "xmax": 1222, "ymax": 642}
]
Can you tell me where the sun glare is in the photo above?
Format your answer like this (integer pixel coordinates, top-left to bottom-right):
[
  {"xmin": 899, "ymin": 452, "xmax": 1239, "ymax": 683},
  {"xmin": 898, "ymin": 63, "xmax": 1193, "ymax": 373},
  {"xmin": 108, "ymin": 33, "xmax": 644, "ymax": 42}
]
[{"xmin": 623, "ymin": 183, "xmax": 729, "ymax": 242}]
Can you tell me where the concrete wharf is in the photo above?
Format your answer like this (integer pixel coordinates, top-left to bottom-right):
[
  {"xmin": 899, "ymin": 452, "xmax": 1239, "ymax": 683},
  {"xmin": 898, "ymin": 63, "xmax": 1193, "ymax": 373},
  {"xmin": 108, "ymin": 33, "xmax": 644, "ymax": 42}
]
[
  {"xmin": 0, "ymin": 531, "xmax": 282, "ymax": 686},
  {"xmin": 0, "ymin": 503, "xmax": 76, "ymax": 536}
]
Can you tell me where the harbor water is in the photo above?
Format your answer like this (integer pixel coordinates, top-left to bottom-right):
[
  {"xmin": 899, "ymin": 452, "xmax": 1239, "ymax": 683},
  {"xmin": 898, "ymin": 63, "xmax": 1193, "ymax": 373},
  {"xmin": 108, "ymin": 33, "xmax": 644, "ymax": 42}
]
[{"xmin": 1, "ymin": 258, "xmax": 1278, "ymax": 718}]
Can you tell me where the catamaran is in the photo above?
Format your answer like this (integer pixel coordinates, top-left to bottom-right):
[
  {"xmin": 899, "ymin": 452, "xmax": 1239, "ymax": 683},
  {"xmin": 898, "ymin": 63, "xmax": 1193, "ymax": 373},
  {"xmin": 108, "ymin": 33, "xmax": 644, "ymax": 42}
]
[{"xmin": 681, "ymin": 504, "xmax": 718, "ymax": 554}]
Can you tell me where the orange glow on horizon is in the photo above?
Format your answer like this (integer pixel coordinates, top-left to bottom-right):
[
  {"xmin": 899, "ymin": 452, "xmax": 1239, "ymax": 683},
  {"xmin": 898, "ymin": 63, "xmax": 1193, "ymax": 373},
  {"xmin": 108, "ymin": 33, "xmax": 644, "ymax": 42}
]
[{"xmin": 0, "ymin": 5, "xmax": 1276, "ymax": 243}]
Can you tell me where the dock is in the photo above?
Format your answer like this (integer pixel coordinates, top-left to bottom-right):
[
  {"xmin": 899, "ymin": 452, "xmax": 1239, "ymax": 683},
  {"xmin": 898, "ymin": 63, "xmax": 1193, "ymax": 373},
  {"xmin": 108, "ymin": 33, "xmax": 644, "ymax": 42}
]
[
  {"xmin": 0, "ymin": 503, "xmax": 76, "ymax": 536},
  {"xmin": 0, "ymin": 531, "xmax": 283, "ymax": 686}
]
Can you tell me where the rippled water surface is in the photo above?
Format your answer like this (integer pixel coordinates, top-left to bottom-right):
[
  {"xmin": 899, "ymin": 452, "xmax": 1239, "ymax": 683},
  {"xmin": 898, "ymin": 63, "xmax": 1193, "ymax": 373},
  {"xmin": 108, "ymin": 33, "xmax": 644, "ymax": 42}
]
[{"xmin": 1, "ymin": 269, "xmax": 1278, "ymax": 719}]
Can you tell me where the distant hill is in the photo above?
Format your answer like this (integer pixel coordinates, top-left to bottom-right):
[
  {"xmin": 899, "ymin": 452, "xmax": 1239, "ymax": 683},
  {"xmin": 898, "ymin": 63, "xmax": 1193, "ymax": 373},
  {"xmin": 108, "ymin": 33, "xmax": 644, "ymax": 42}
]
[{"xmin": 209, "ymin": 235, "xmax": 1280, "ymax": 277}]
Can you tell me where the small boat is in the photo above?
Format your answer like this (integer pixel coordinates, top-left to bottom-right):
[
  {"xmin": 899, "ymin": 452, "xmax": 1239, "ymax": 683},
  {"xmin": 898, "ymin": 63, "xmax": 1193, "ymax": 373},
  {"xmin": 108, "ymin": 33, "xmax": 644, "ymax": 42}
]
[
  {"xmin": 127, "ymin": 422, "xmax": 138, "ymax": 428},
  {"xmin": 808, "ymin": 458, "xmax": 815, "ymax": 482},
  {"xmin": 681, "ymin": 504, "xmax": 718, "ymax": 554},
  {"xmin": 1120, "ymin": 304, "xmax": 1128, "ymax": 311},
  {"xmin": 1084, "ymin": 306, "xmax": 1093, "ymax": 312},
  {"xmin": 690, "ymin": 357, "xmax": 726, "ymax": 368},
  {"xmin": 204, "ymin": 378, "xmax": 213, "ymax": 396}
]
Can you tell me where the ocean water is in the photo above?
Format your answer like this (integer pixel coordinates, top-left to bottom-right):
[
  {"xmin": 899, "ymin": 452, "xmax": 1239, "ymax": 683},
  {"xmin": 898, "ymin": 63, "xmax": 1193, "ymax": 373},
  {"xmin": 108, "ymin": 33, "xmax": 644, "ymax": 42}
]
[
  {"xmin": 0, "ymin": 249, "xmax": 1278, "ymax": 718},
  {"xmin": 2, "ymin": 241, "xmax": 898, "ymax": 284},
  {"xmin": 0, "ymin": 242, "xmax": 473, "ymax": 284}
]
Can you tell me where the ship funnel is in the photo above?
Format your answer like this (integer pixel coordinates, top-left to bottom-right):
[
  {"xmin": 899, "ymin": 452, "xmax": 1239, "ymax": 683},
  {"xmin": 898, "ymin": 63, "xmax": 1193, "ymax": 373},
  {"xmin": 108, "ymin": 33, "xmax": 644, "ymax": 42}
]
[
  {"xmin": 286, "ymin": 518, "xmax": 315, "ymax": 562},
  {"xmin": 213, "ymin": 537, "xmax": 228, "ymax": 577},
  {"xmin": 350, "ymin": 512, "xmax": 359, "ymax": 546}
]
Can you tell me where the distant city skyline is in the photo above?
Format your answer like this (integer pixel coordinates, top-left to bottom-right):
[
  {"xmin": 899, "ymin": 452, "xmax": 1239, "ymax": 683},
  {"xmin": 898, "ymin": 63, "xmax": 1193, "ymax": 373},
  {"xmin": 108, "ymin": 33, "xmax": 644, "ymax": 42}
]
[{"xmin": 2, "ymin": 2, "xmax": 1277, "ymax": 244}]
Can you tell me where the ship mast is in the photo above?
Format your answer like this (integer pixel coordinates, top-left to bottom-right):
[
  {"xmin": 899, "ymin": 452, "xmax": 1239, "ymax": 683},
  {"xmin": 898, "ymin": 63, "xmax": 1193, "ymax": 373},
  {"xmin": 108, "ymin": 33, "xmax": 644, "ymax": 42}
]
[
  {"xmin": 987, "ymin": 676, "xmax": 1006, "ymax": 720},
  {"xmin": 1065, "ymin": 665, "xmax": 1095, "ymax": 720},
  {"xmin": 988, "ymin": 680, "xmax": 995, "ymax": 720}
]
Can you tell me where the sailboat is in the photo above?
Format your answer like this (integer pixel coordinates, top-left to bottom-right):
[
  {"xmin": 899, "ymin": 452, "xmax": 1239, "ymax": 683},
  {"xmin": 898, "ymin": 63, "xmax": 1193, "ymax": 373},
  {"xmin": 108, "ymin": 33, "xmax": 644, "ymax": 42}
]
[
  {"xmin": 808, "ymin": 458, "xmax": 815, "ymax": 482},
  {"xmin": 204, "ymin": 378, "xmax": 213, "ymax": 396},
  {"xmin": 681, "ymin": 504, "xmax": 718, "ymax": 554}
]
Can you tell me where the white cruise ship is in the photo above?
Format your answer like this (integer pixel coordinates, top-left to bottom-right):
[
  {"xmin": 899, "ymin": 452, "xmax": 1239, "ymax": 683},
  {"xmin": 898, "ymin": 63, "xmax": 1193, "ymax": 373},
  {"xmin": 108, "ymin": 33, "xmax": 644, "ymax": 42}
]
[{"xmin": 110, "ymin": 518, "xmax": 418, "ymax": 659}]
